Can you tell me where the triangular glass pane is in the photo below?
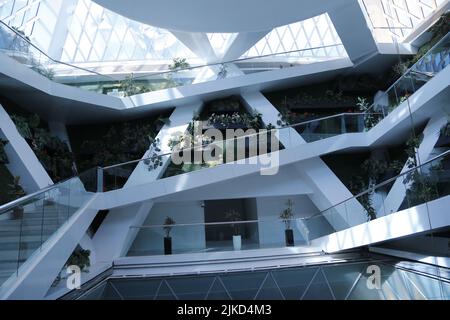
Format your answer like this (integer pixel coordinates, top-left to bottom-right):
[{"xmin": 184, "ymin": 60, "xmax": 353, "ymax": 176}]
[
  {"xmin": 302, "ymin": 269, "xmax": 334, "ymax": 300},
  {"xmin": 347, "ymin": 275, "xmax": 385, "ymax": 300},
  {"xmin": 403, "ymin": 271, "xmax": 445, "ymax": 300},
  {"xmin": 79, "ymin": 282, "xmax": 107, "ymax": 300},
  {"xmin": 111, "ymin": 278, "xmax": 161, "ymax": 300},
  {"xmin": 255, "ymin": 274, "xmax": 284, "ymax": 300},
  {"xmin": 102, "ymin": 282, "xmax": 122, "ymax": 300},
  {"xmin": 272, "ymin": 267, "xmax": 318, "ymax": 300},
  {"xmin": 206, "ymin": 278, "xmax": 231, "ymax": 300},
  {"xmin": 385, "ymin": 270, "xmax": 413, "ymax": 300},
  {"xmin": 167, "ymin": 276, "xmax": 215, "ymax": 300},
  {"xmin": 323, "ymin": 263, "xmax": 365, "ymax": 299},
  {"xmin": 442, "ymin": 281, "xmax": 450, "ymax": 300},
  {"xmin": 155, "ymin": 280, "xmax": 177, "ymax": 300},
  {"xmin": 220, "ymin": 272, "xmax": 267, "ymax": 300}
]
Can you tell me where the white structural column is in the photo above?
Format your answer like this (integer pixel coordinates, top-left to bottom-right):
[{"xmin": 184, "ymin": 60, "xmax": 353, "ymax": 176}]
[
  {"xmin": 91, "ymin": 102, "xmax": 203, "ymax": 264},
  {"xmin": 91, "ymin": 200, "xmax": 154, "ymax": 264},
  {"xmin": 241, "ymin": 91, "xmax": 366, "ymax": 230},
  {"xmin": 125, "ymin": 101, "xmax": 203, "ymax": 187},
  {"xmin": 378, "ymin": 112, "xmax": 448, "ymax": 216},
  {"xmin": 222, "ymin": 30, "xmax": 271, "ymax": 61},
  {"xmin": 0, "ymin": 104, "xmax": 53, "ymax": 192},
  {"xmin": 171, "ymin": 31, "xmax": 218, "ymax": 62},
  {"xmin": 328, "ymin": 1, "xmax": 378, "ymax": 63}
]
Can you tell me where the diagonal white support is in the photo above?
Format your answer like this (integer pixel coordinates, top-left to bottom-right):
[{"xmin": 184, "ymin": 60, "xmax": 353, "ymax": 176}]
[
  {"xmin": 91, "ymin": 102, "xmax": 204, "ymax": 265},
  {"xmin": 241, "ymin": 91, "xmax": 367, "ymax": 231},
  {"xmin": 328, "ymin": 1, "xmax": 378, "ymax": 63},
  {"xmin": 170, "ymin": 31, "xmax": 217, "ymax": 62},
  {"xmin": 378, "ymin": 112, "xmax": 448, "ymax": 216},
  {"xmin": 0, "ymin": 104, "xmax": 53, "ymax": 192},
  {"xmin": 222, "ymin": 30, "xmax": 271, "ymax": 61}
]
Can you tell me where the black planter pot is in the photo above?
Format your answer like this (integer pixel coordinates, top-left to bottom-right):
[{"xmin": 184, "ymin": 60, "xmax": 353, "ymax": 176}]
[
  {"xmin": 164, "ymin": 237, "xmax": 172, "ymax": 255},
  {"xmin": 285, "ymin": 229, "xmax": 294, "ymax": 247}
]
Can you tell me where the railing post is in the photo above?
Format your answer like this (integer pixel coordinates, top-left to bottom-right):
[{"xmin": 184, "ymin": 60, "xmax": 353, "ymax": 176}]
[{"xmin": 97, "ymin": 167, "xmax": 104, "ymax": 193}]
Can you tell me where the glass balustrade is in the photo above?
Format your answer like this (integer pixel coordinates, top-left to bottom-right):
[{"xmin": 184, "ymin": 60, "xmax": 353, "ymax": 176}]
[
  {"xmin": 0, "ymin": 20, "xmax": 346, "ymax": 98},
  {"xmin": 123, "ymin": 150, "xmax": 450, "ymax": 258},
  {"xmin": 0, "ymin": 168, "xmax": 97, "ymax": 288},
  {"xmin": 304, "ymin": 149, "xmax": 450, "ymax": 240},
  {"xmin": 127, "ymin": 218, "xmax": 314, "ymax": 257},
  {"xmin": 100, "ymin": 114, "xmax": 371, "ymax": 190}
]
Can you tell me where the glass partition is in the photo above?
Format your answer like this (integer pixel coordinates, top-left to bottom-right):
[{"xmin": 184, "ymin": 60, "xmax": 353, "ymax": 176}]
[
  {"xmin": 304, "ymin": 149, "xmax": 450, "ymax": 239},
  {"xmin": 0, "ymin": 168, "xmax": 97, "ymax": 288}
]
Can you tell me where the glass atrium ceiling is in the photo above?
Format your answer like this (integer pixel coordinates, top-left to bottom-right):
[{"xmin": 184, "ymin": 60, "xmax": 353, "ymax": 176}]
[{"xmin": 0, "ymin": 0, "xmax": 447, "ymax": 67}]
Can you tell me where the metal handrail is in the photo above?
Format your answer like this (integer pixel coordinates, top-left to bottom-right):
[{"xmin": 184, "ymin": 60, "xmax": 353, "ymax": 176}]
[
  {"xmin": 308, "ymin": 148, "xmax": 450, "ymax": 219},
  {"xmin": 102, "ymin": 112, "xmax": 372, "ymax": 171},
  {"xmin": 0, "ymin": 167, "xmax": 97, "ymax": 215},
  {"xmin": 131, "ymin": 44, "xmax": 346, "ymax": 80},
  {"xmin": 366, "ymin": 30, "xmax": 450, "ymax": 113},
  {"xmin": 0, "ymin": 20, "xmax": 117, "ymax": 81},
  {"xmin": 0, "ymin": 19, "xmax": 345, "ymax": 82},
  {"xmin": 131, "ymin": 148, "xmax": 450, "ymax": 229}
]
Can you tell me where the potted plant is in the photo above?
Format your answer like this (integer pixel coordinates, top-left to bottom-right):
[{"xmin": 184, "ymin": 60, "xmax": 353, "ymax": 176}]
[
  {"xmin": 8, "ymin": 176, "xmax": 26, "ymax": 220},
  {"xmin": 225, "ymin": 209, "xmax": 242, "ymax": 250},
  {"xmin": 280, "ymin": 199, "xmax": 295, "ymax": 246},
  {"xmin": 66, "ymin": 247, "xmax": 91, "ymax": 271},
  {"xmin": 163, "ymin": 216, "xmax": 176, "ymax": 255}
]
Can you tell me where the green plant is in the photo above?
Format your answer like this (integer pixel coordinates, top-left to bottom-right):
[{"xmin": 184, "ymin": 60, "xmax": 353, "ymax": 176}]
[
  {"xmin": 403, "ymin": 162, "xmax": 441, "ymax": 207},
  {"xmin": 11, "ymin": 113, "xmax": 75, "ymax": 181},
  {"xmin": 405, "ymin": 134, "xmax": 422, "ymax": 168},
  {"xmin": 78, "ymin": 118, "xmax": 162, "ymax": 171},
  {"xmin": 208, "ymin": 111, "xmax": 262, "ymax": 129},
  {"xmin": 163, "ymin": 216, "xmax": 176, "ymax": 237},
  {"xmin": 280, "ymin": 199, "xmax": 294, "ymax": 229},
  {"xmin": 144, "ymin": 138, "xmax": 163, "ymax": 171},
  {"xmin": 357, "ymin": 97, "xmax": 378, "ymax": 130},
  {"xmin": 0, "ymin": 139, "xmax": 9, "ymax": 164},
  {"xmin": 119, "ymin": 74, "xmax": 150, "ymax": 97},
  {"xmin": 392, "ymin": 61, "xmax": 410, "ymax": 76},
  {"xmin": 31, "ymin": 64, "xmax": 55, "ymax": 80},
  {"xmin": 225, "ymin": 209, "xmax": 242, "ymax": 236},
  {"xmin": 348, "ymin": 156, "xmax": 404, "ymax": 221},
  {"xmin": 66, "ymin": 248, "xmax": 91, "ymax": 272},
  {"xmin": 169, "ymin": 57, "xmax": 190, "ymax": 71}
]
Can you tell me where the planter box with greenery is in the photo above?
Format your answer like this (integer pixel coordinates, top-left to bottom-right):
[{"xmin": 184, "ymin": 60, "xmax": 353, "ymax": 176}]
[{"xmin": 163, "ymin": 216, "xmax": 175, "ymax": 255}]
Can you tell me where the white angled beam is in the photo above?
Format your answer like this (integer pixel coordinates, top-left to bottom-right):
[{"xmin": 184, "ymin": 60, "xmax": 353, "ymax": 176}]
[
  {"xmin": 222, "ymin": 30, "xmax": 271, "ymax": 61},
  {"xmin": 171, "ymin": 30, "xmax": 217, "ymax": 62},
  {"xmin": 328, "ymin": 1, "xmax": 378, "ymax": 63}
]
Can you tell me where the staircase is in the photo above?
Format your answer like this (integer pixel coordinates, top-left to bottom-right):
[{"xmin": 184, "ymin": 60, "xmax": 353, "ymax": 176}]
[{"xmin": 0, "ymin": 200, "xmax": 77, "ymax": 287}]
